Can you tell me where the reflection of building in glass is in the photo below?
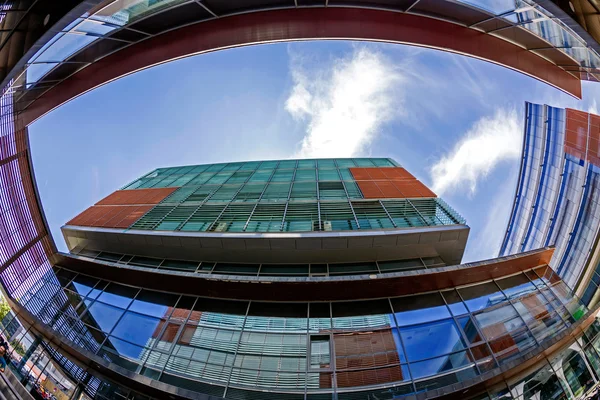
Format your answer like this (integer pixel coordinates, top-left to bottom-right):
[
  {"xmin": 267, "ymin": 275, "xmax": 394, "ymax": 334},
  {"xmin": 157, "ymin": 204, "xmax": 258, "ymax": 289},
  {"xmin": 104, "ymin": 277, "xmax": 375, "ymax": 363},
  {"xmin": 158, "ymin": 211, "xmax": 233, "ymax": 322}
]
[
  {"xmin": 0, "ymin": 157, "xmax": 588, "ymax": 400},
  {"xmin": 500, "ymin": 103, "xmax": 600, "ymax": 305},
  {"xmin": 0, "ymin": 1, "xmax": 599, "ymax": 399}
]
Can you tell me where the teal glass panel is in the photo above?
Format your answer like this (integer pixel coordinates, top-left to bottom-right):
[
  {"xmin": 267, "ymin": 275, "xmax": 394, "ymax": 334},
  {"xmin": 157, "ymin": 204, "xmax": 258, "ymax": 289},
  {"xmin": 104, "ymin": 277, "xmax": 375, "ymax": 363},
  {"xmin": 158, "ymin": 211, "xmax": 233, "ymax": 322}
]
[
  {"xmin": 259, "ymin": 161, "xmax": 279, "ymax": 169},
  {"xmin": 278, "ymin": 160, "xmax": 297, "ymax": 169},
  {"xmin": 246, "ymin": 203, "xmax": 285, "ymax": 232},
  {"xmin": 298, "ymin": 160, "xmax": 316, "ymax": 168},
  {"xmin": 262, "ymin": 183, "xmax": 291, "ymax": 201},
  {"xmin": 283, "ymin": 202, "xmax": 319, "ymax": 231},
  {"xmin": 335, "ymin": 159, "xmax": 356, "ymax": 167},
  {"xmin": 240, "ymin": 161, "xmax": 261, "ymax": 170},
  {"xmin": 249, "ymin": 170, "xmax": 273, "ymax": 182},
  {"xmin": 222, "ymin": 163, "xmax": 243, "ymax": 171},
  {"xmin": 318, "ymin": 182, "xmax": 346, "ymax": 199},
  {"xmin": 187, "ymin": 172, "xmax": 215, "ymax": 186},
  {"xmin": 353, "ymin": 158, "xmax": 376, "ymax": 167},
  {"xmin": 290, "ymin": 182, "xmax": 317, "ymax": 200},
  {"xmin": 295, "ymin": 169, "xmax": 316, "ymax": 181},
  {"xmin": 225, "ymin": 171, "xmax": 253, "ymax": 184},
  {"xmin": 317, "ymin": 159, "xmax": 336, "ymax": 168},
  {"xmin": 206, "ymin": 164, "xmax": 226, "ymax": 172},
  {"xmin": 339, "ymin": 169, "xmax": 353, "ymax": 181},
  {"xmin": 344, "ymin": 181, "xmax": 363, "ymax": 198},
  {"xmin": 234, "ymin": 183, "xmax": 266, "ymax": 202},
  {"xmin": 206, "ymin": 172, "xmax": 234, "ymax": 185},
  {"xmin": 318, "ymin": 169, "xmax": 340, "ymax": 181},
  {"xmin": 180, "ymin": 204, "xmax": 226, "ymax": 231},
  {"xmin": 210, "ymin": 203, "xmax": 254, "ymax": 232},
  {"xmin": 272, "ymin": 170, "xmax": 294, "ymax": 182},
  {"xmin": 352, "ymin": 201, "xmax": 394, "ymax": 229},
  {"xmin": 210, "ymin": 184, "xmax": 243, "ymax": 202},
  {"xmin": 319, "ymin": 201, "xmax": 357, "ymax": 231}
]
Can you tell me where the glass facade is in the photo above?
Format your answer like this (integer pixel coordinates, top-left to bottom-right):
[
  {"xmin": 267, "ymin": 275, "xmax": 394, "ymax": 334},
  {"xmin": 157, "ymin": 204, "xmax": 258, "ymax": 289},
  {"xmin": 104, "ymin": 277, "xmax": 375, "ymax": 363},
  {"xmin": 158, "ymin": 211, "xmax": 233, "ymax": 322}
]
[
  {"xmin": 66, "ymin": 159, "xmax": 465, "ymax": 234},
  {"xmin": 3, "ymin": 261, "xmax": 596, "ymax": 400},
  {"xmin": 0, "ymin": 1, "xmax": 598, "ymax": 399},
  {"xmin": 7, "ymin": 0, "xmax": 599, "ymax": 108},
  {"xmin": 500, "ymin": 103, "xmax": 600, "ymax": 296}
]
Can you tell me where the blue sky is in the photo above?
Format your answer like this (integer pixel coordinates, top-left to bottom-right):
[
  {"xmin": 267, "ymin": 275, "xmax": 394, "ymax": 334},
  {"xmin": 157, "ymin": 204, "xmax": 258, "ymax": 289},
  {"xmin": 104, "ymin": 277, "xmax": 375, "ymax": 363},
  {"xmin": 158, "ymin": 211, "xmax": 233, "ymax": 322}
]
[{"xmin": 29, "ymin": 40, "xmax": 600, "ymax": 263}]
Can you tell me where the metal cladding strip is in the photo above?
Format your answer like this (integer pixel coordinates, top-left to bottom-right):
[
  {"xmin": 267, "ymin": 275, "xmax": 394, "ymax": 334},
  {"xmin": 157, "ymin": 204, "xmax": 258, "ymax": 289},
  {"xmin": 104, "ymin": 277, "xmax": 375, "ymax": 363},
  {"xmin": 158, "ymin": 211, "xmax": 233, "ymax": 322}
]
[
  {"xmin": 499, "ymin": 102, "xmax": 534, "ymax": 256},
  {"xmin": 21, "ymin": 6, "xmax": 582, "ymax": 126},
  {"xmin": 55, "ymin": 248, "xmax": 554, "ymax": 301},
  {"xmin": 521, "ymin": 105, "xmax": 551, "ymax": 252},
  {"xmin": 7, "ymin": 261, "xmax": 600, "ymax": 400}
]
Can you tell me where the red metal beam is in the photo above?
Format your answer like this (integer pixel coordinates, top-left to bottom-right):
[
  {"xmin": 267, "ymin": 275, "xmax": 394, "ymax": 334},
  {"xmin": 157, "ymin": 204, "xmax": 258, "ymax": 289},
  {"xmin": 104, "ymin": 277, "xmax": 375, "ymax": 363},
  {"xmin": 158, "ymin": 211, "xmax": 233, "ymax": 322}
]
[{"xmin": 22, "ymin": 7, "xmax": 582, "ymax": 126}]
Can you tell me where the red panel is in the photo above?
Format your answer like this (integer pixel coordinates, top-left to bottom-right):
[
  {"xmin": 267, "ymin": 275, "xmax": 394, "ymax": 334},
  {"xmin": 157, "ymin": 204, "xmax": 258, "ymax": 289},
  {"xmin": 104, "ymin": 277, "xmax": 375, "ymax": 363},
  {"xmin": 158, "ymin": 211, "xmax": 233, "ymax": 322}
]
[
  {"xmin": 113, "ymin": 205, "xmax": 153, "ymax": 228},
  {"xmin": 349, "ymin": 168, "xmax": 371, "ymax": 180},
  {"xmin": 67, "ymin": 205, "xmax": 154, "ymax": 229},
  {"xmin": 375, "ymin": 181, "xmax": 401, "ymax": 197},
  {"xmin": 366, "ymin": 168, "xmax": 387, "ymax": 179},
  {"xmin": 358, "ymin": 181, "xmax": 384, "ymax": 198},
  {"xmin": 23, "ymin": 8, "xmax": 581, "ymax": 126},
  {"xmin": 394, "ymin": 182, "xmax": 424, "ymax": 198},
  {"xmin": 351, "ymin": 167, "xmax": 437, "ymax": 199},
  {"xmin": 96, "ymin": 187, "xmax": 177, "ymax": 206}
]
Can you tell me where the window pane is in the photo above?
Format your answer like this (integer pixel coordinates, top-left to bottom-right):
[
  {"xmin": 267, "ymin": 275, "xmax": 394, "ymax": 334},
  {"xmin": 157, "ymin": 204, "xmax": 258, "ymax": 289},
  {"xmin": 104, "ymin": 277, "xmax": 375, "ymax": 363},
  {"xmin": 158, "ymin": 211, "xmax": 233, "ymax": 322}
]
[
  {"xmin": 459, "ymin": 282, "xmax": 507, "ymax": 312},
  {"xmin": 391, "ymin": 293, "xmax": 450, "ymax": 326},
  {"xmin": 400, "ymin": 319, "xmax": 465, "ymax": 362}
]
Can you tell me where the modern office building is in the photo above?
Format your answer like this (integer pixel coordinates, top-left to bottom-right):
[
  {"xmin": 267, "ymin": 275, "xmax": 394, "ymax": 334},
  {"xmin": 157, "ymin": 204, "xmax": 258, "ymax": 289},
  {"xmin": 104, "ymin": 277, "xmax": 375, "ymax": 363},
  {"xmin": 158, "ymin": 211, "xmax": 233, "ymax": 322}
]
[
  {"xmin": 0, "ymin": 157, "xmax": 596, "ymax": 400},
  {"xmin": 499, "ymin": 103, "xmax": 600, "ymax": 306},
  {"xmin": 0, "ymin": 1, "xmax": 598, "ymax": 400}
]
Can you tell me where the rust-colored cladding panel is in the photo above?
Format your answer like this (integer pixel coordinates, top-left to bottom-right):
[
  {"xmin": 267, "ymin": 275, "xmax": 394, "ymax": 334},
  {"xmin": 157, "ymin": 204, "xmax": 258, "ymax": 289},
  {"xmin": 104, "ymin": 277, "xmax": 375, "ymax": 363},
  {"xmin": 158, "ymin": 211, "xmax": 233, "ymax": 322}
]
[
  {"xmin": 350, "ymin": 167, "xmax": 437, "ymax": 199},
  {"xmin": 114, "ymin": 205, "xmax": 153, "ymax": 228},
  {"xmin": 358, "ymin": 181, "xmax": 384, "ymax": 198},
  {"xmin": 67, "ymin": 205, "xmax": 154, "ymax": 229},
  {"xmin": 565, "ymin": 108, "xmax": 589, "ymax": 158},
  {"xmin": 96, "ymin": 187, "xmax": 177, "ymax": 206},
  {"xmin": 366, "ymin": 168, "xmax": 387, "ymax": 179},
  {"xmin": 376, "ymin": 181, "xmax": 400, "ymax": 197}
]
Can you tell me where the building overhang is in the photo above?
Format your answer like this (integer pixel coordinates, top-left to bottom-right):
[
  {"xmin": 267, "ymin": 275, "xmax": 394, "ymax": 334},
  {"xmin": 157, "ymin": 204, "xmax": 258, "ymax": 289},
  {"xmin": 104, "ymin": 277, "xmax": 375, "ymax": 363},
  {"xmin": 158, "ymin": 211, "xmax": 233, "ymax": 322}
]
[
  {"xmin": 55, "ymin": 247, "xmax": 551, "ymax": 301},
  {"xmin": 17, "ymin": 4, "xmax": 591, "ymax": 127},
  {"xmin": 61, "ymin": 223, "xmax": 470, "ymax": 265},
  {"xmin": 14, "ymin": 247, "xmax": 598, "ymax": 400}
]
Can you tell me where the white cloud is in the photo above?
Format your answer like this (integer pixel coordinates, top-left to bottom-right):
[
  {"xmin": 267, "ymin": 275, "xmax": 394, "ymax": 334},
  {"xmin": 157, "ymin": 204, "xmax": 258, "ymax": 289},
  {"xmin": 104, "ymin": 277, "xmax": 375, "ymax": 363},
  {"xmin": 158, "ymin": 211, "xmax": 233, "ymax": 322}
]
[
  {"xmin": 462, "ymin": 165, "xmax": 519, "ymax": 262},
  {"xmin": 285, "ymin": 47, "xmax": 403, "ymax": 158},
  {"xmin": 430, "ymin": 108, "xmax": 522, "ymax": 196}
]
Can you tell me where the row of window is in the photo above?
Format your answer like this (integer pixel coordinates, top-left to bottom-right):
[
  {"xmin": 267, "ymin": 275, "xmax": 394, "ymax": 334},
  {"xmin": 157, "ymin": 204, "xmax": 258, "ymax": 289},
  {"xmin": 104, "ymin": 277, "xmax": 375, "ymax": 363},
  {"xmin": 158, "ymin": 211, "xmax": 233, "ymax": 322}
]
[
  {"xmin": 73, "ymin": 248, "xmax": 446, "ymax": 276},
  {"xmin": 127, "ymin": 167, "xmax": 390, "ymax": 191},
  {"xmin": 159, "ymin": 181, "xmax": 365, "ymax": 203},
  {"xmin": 17, "ymin": 265, "xmax": 588, "ymax": 398},
  {"xmin": 129, "ymin": 198, "xmax": 462, "ymax": 232}
]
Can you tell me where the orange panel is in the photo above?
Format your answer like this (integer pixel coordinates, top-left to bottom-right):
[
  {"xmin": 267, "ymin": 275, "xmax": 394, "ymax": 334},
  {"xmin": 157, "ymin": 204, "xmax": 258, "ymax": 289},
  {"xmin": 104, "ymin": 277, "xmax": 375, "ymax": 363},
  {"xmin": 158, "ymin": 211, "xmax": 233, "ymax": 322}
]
[
  {"xmin": 351, "ymin": 167, "xmax": 436, "ymax": 199},
  {"xmin": 358, "ymin": 181, "xmax": 384, "ymax": 198},
  {"xmin": 376, "ymin": 181, "xmax": 401, "ymax": 197},
  {"xmin": 366, "ymin": 168, "xmax": 387, "ymax": 179},
  {"xmin": 96, "ymin": 187, "xmax": 177, "ymax": 206},
  {"xmin": 349, "ymin": 168, "xmax": 371, "ymax": 180},
  {"xmin": 115, "ymin": 205, "xmax": 153, "ymax": 228},
  {"xmin": 384, "ymin": 168, "xmax": 414, "ymax": 180},
  {"xmin": 67, "ymin": 205, "xmax": 153, "ymax": 228},
  {"xmin": 415, "ymin": 181, "xmax": 437, "ymax": 198},
  {"xmin": 565, "ymin": 109, "xmax": 588, "ymax": 158},
  {"xmin": 394, "ymin": 182, "xmax": 423, "ymax": 198}
]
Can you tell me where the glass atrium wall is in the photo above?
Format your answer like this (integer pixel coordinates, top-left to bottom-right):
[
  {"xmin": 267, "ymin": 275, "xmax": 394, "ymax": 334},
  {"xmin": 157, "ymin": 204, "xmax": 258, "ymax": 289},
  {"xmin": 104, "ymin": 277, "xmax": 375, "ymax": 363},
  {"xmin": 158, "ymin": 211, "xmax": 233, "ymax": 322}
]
[{"xmin": 3, "ymin": 262, "xmax": 597, "ymax": 400}]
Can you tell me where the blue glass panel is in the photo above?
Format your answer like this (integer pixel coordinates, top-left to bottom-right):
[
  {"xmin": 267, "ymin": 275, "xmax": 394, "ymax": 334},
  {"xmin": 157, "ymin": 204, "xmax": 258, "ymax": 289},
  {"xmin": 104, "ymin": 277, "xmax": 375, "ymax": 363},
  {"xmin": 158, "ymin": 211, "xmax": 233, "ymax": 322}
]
[{"xmin": 400, "ymin": 319, "xmax": 465, "ymax": 362}]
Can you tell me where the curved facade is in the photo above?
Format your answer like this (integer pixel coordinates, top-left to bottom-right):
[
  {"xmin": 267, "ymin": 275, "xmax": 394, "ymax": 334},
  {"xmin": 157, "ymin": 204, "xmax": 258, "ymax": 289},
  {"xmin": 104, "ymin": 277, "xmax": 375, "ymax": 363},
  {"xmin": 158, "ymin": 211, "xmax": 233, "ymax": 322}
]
[
  {"xmin": 0, "ymin": 1, "xmax": 598, "ymax": 400},
  {"xmin": 500, "ymin": 103, "xmax": 600, "ymax": 307}
]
